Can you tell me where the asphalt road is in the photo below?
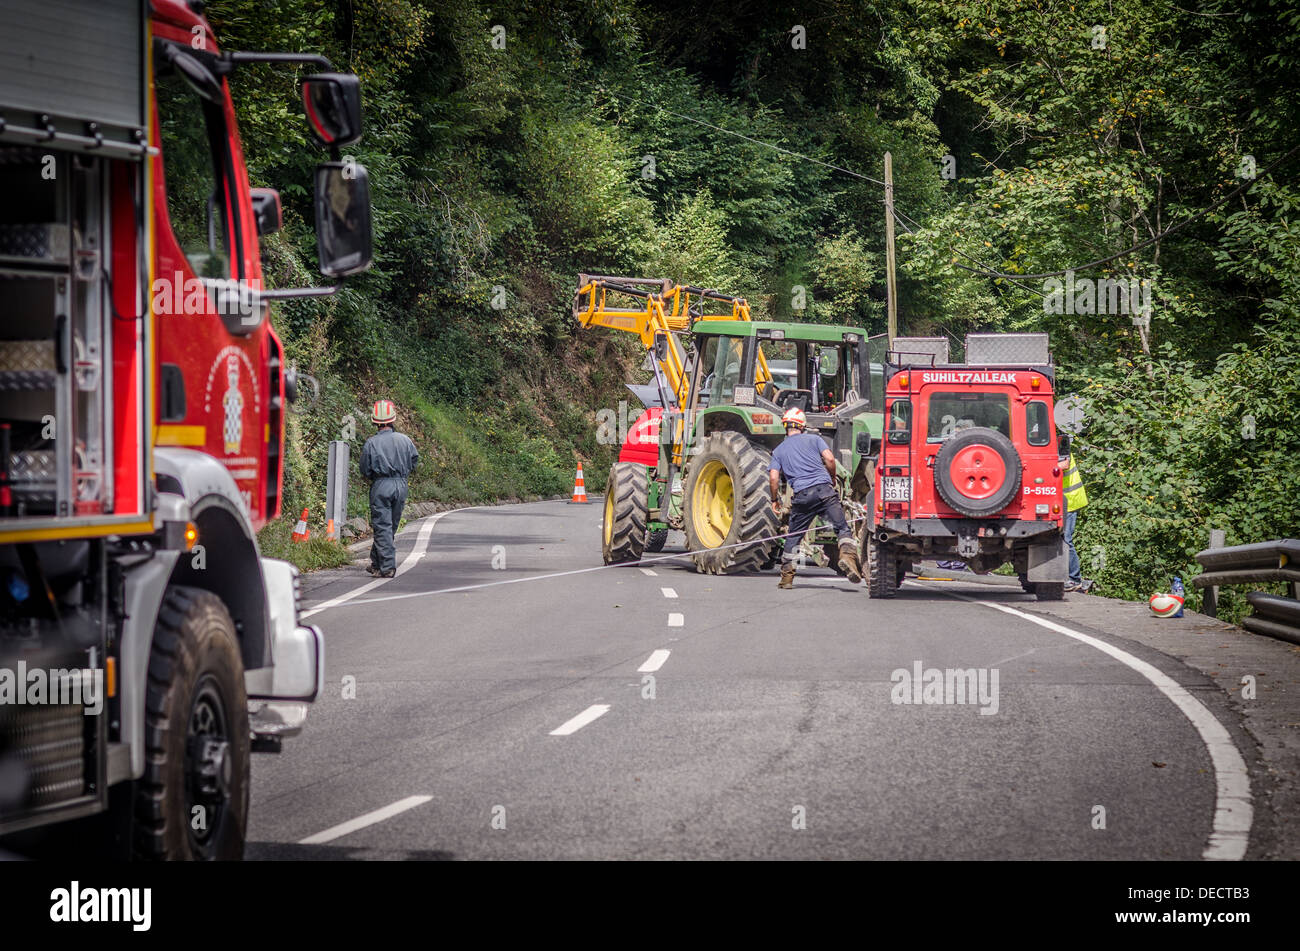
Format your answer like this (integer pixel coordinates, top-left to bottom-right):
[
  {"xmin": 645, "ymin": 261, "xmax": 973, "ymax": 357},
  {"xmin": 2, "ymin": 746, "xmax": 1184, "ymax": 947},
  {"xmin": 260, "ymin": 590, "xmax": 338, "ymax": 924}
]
[{"xmin": 246, "ymin": 498, "xmax": 1252, "ymax": 860}]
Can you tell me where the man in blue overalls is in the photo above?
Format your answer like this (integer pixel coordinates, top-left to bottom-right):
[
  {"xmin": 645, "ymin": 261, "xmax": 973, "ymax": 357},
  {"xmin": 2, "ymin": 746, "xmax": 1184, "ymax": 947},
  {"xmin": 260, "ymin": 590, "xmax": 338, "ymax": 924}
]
[
  {"xmin": 769, "ymin": 407, "xmax": 862, "ymax": 589},
  {"xmin": 360, "ymin": 399, "xmax": 419, "ymax": 578}
]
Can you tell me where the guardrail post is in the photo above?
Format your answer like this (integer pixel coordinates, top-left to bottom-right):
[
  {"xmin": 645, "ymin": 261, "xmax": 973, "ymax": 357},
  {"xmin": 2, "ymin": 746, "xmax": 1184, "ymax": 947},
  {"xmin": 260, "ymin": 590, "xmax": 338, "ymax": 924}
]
[
  {"xmin": 325, "ymin": 440, "xmax": 349, "ymax": 541},
  {"xmin": 1204, "ymin": 528, "xmax": 1225, "ymax": 618}
]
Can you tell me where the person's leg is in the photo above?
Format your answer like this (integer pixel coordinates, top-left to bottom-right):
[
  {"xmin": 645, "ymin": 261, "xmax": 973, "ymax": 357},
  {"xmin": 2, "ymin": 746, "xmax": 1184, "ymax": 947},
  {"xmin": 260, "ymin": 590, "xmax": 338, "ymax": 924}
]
[
  {"xmin": 783, "ymin": 492, "xmax": 820, "ymax": 563},
  {"xmin": 815, "ymin": 486, "xmax": 861, "ymax": 582},
  {"xmin": 1064, "ymin": 509, "xmax": 1081, "ymax": 585},
  {"xmin": 371, "ymin": 481, "xmax": 397, "ymax": 575},
  {"xmin": 368, "ymin": 483, "xmax": 385, "ymax": 572}
]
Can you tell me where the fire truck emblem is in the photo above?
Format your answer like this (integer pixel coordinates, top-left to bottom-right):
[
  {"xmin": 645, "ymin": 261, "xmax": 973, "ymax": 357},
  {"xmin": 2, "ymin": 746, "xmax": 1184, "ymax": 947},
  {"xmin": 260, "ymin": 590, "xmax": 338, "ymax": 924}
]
[{"xmin": 222, "ymin": 354, "xmax": 244, "ymax": 454}]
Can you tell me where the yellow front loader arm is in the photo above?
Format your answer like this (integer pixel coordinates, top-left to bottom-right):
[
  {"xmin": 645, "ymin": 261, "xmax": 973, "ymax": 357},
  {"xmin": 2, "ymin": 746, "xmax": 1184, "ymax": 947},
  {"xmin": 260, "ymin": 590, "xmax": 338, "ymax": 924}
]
[{"xmin": 572, "ymin": 274, "xmax": 773, "ymax": 412}]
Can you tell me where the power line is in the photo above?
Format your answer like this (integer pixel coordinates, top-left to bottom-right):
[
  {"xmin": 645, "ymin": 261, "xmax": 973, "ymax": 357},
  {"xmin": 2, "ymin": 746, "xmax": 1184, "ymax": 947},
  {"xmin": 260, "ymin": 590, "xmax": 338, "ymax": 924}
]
[
  {"xmin": 583, "ymin": 83, "xmax": 888, "ymax": 187},
  {"xmin": 904, "ymin": 144, "xmax": 1300, "ymax": 282}
]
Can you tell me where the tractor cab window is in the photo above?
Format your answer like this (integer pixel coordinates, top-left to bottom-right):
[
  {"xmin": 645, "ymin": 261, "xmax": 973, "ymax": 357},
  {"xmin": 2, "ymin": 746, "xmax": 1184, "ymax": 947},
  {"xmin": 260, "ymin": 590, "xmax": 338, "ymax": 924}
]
[
  {"xmin": 704, "ymin": 336, "xmax": 745, "ymax": 405},
  {"xmin": 926, "ymin": 392, "xmax": 1011, "ymax": 442},
  {"xmin": 154, "ymin": 43, "xmax": 236, "ymax": 280},
  {"xmin": 813, "ymin": 344, "xmax": 852, "ymax": 408}
]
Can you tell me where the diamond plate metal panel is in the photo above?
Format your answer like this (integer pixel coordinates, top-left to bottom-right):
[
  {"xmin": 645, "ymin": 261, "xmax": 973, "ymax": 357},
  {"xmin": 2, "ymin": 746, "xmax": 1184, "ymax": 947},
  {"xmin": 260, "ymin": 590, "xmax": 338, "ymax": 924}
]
[
  {"xmin": 964, "ymin": 333, "xmax": 1051, "ymax": 366},
  {"xmin": 889, "ymin": 336, "xmax": 950, "ymax": 366}
]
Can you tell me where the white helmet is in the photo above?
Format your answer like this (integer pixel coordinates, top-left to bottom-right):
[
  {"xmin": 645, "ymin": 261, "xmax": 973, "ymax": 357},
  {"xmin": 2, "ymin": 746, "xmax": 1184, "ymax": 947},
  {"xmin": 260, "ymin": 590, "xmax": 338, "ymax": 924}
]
[{"xmin": 781, "ymin": 407, "xmax": 806, "ymax": 429}]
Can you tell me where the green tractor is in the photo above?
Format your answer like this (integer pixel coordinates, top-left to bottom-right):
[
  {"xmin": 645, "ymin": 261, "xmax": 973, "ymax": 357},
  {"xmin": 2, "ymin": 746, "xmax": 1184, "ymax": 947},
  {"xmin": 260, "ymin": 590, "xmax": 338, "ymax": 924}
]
[{"xmin": 604, "ymin": 319, "xmax": 887, "ymax": 574}]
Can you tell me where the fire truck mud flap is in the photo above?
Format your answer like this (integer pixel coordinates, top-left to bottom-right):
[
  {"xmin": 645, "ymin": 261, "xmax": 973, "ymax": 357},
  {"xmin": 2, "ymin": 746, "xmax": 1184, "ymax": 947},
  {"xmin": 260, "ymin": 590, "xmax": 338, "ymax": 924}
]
[{"xmin": 1027, "ymin": 535, "xmax": 1067, "ymax": 582}]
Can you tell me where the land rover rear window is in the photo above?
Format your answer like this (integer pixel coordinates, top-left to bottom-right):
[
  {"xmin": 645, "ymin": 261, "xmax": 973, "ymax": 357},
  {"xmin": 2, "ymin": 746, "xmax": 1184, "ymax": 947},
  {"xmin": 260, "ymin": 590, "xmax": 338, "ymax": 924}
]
[{"xmin": 926, "ymin": 392, "xmax": 1011, "ymax": 442}]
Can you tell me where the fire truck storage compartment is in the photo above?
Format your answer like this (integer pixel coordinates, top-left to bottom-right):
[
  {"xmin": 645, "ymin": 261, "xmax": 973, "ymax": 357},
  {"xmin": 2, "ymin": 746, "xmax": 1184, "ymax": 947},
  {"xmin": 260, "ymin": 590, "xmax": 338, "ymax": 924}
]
[{"xmin": 0, "ymin": 148, "xmax": 113, "ymax": 519}]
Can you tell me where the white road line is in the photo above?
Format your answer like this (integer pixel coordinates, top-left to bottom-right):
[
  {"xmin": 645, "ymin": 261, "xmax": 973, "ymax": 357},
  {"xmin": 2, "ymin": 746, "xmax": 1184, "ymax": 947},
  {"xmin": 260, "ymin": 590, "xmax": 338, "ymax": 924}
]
[
  {"xmin": 660, "ymin": 587, "xmax": 678, "ymax": 599},
  {"xmin": 298, "ymin": 795, "xmax": 433, "ymax": 845},
  {"xmin": 667, "ymin": 612, "xmax": 684, "ymax": 627},
  {"xmin": 639, "ymin": 567, "xmax": 658, "ymax": 576},
  {"xmin": 549, "ymin": 704, "xmax": 611, "ymax": 736},
  {"xmin": 301, "ymin": 509, "xmax": 468, "ymax": 619},
  {"xmin": 946, "ymin": 591, "xmax": 1252, "ymax": 861},
  {"xmin": 638, "ymin": 649, "xmax": 671, "ymax": 673}
]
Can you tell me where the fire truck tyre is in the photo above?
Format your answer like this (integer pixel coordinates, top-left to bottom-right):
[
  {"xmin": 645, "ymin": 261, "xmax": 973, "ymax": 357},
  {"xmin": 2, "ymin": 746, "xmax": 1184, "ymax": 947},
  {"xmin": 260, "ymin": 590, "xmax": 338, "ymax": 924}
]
[
  {"xmin": 862, "ymin": 527, "xmax": 897, "ymax": 599},
  {"xmin": 933, "ymin": 427, "xmax": 1022, "ymax": 517},
  {"xmin": 1034, "ymin": 582, "xmax": 1065, "ymax": 601},
  {"xmin": 603, "ymin": 462, "xmax": 648, "ymax": 565},
  {"xmin": 684, "ymin": 432, "xmax": 780, "ymax": 574},
  {"xmin": 134, "ymin": 586, "xmax": 249, "ymax": 861},
  {"xmin": 645, "ymin": 528, "xmax": 669, "ymax": 553}
]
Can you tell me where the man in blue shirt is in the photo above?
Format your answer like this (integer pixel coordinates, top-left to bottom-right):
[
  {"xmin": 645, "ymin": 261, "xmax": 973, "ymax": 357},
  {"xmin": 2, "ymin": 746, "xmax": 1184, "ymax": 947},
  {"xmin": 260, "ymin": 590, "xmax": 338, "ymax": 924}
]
[{"xmin": 768, "ymin": 407, "xmax": 861, "ymax": 588}]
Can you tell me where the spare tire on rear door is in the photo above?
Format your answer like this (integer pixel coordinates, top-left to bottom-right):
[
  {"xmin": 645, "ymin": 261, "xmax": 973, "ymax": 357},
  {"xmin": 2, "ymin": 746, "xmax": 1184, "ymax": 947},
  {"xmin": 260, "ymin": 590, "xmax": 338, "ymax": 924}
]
[{"xmin": 933, "ymin": 427, "xmax": 1021, "ymax": 517}]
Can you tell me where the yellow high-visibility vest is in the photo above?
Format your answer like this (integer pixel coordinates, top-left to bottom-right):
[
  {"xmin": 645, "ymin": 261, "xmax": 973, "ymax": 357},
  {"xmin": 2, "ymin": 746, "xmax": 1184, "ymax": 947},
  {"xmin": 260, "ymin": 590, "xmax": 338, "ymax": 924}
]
[{"xmin": 1063, "ymin": 452, "xmax": 1087, "ymax": 511}]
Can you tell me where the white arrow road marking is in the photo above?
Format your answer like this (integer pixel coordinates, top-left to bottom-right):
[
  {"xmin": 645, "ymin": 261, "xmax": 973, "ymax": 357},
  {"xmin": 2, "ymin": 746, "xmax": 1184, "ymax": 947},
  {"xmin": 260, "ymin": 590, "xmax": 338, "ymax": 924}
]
[
  {"xmin": 639, "ymin": 567, "xmax": 658, "ymax": 577},
  {"xmin": 941, "ymin": 590, "xmax": 1253, "ymax": 861},
  {"xmin": 298, "ymin": 795, "xmax": 433, "ymax": 845},
  {"xmin": 550, "ymin": 704, "xmax": 611, "ymax": 736},
  {"xmin": 301, "ymin": 509, "xmax": 469, "ymax": 619},
  {"xmin": 667, "ymin": 613, "xmax": 684, "ymax": 627},
  {"xmin": 661, "ymin": 587, "xmax": 678, "ymax": 599},
  {"xmin": 638, "ymin": 649, "xmax": 671, "ymax": 673}
]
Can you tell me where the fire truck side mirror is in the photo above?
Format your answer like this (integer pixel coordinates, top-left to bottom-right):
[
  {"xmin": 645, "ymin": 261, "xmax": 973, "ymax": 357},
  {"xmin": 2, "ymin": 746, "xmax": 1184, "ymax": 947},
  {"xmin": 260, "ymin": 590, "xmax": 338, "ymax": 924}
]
[
  {"xmin": 1058, "ymin": 432, "xmax": 1073, "ymax": 456},
  {"xmin": 301, "ymin": 73, "xmax": 363, "ymax": 148},
  {"xmin": 314, "ymin": 161, "xmax": 373, "ymax": 278},
  {"xmin": 250, "ymin": 188, "xmax": 283, "ymax": 236}
]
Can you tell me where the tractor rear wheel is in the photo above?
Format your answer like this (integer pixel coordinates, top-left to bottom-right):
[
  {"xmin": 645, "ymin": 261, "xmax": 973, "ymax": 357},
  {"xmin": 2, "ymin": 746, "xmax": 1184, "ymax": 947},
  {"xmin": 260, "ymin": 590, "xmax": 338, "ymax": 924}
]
[
  {"xmin": 602, "ymin": 462, "xmax": 648, "ymax": 565},
  {"xmin": 683, "ymin": 432, "xmax": 779, "ymax": 574}
]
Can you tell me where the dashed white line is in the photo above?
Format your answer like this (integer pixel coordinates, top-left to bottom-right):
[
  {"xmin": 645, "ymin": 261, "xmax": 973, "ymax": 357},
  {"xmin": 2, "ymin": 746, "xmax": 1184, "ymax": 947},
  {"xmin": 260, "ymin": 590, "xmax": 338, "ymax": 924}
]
[
  {"xmin": 639, "ymin": 567, "xmax": 658, "ymax": 577},
  {"xmin": 638, "ymin": 649, "xmax": 671, "ymax": 673},
  {"xmin": 944, "ymin": 590, "xmax": 1253, "ymax": 861},
  {"xmin": 549, "ymin": 704, "xmax": 611, "ymax": 736},
  {"xmin": 660, "ymin": 587, "xmax": 678, "ymax": 599},
  {"xmin": 298, "ymin": 795, "xmax": 433, "ymax": 845},
  {"xmin": 667, "ymin": 612, "xmax": 684, "ymax": 627}
]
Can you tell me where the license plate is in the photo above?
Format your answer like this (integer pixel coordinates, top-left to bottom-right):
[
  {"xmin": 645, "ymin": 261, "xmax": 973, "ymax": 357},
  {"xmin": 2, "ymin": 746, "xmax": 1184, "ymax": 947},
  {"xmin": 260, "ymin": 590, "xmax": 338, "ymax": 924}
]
[{"xmin": 882, "ymin": 476, "xmax": 910, "ymax": 502}]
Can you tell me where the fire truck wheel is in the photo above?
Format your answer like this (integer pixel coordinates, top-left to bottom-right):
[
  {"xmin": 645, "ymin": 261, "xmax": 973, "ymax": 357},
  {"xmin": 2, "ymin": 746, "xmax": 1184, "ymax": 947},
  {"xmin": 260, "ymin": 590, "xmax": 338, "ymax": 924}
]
[
  {"xmin": 134, "ymin": 586, "xmax": 249, "ymax": 861},
  {"xmin": 933, "ymin": 427, "xmax": 1022, "ymax": 517},
  {"xmin": 1034, "ymin": 582, "xmax": 1065, "ymax": 601},
  {"xmin": 603, "ymin": 462, "xmax": 649, "ymax": 565},
  {"xmin": 645, "ymin": 528, "xmax": 669, "ymax": 553},
  {"xmin": 684, "ymin": 432, "xmax": 780, "ymax": 574}
]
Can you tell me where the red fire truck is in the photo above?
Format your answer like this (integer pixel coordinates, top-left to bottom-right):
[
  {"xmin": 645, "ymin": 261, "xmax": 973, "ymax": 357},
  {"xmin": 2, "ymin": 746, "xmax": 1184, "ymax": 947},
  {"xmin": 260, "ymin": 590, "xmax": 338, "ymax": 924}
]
[{"xmin": 0, "ymin": 0, "xmax": 372, "ymax": 858}]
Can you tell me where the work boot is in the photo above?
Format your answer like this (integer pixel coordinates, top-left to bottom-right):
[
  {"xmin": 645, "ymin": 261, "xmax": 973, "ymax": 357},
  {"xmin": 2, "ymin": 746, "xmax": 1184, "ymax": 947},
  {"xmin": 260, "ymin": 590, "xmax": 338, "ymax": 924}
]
[
  {"xmin": 837, "ymin": 540, "xmax": 863, "ymax": 584},
  {"xmin": 778, "ymin": 562, "xmax": 797, "ymax": 589}
]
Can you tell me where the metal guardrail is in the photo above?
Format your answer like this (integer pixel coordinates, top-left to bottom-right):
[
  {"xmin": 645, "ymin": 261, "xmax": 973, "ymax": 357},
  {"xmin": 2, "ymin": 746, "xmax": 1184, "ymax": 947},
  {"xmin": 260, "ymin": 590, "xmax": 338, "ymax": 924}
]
[{"xmin": 1193, "ymin": 537, "xmax": 1300, "ymax": 645}]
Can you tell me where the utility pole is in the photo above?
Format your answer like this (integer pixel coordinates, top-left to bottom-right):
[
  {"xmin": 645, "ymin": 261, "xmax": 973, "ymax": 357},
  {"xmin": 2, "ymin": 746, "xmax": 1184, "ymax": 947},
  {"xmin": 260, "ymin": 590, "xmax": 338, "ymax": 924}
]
[{"xmin": 883, "ymin": 151, "xmax": 898, "ymax": 346}]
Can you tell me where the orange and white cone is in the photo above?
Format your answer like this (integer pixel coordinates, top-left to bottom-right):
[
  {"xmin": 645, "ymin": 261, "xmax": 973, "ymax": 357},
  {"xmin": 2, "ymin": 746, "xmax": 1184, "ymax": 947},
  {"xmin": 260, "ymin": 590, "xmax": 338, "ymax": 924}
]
[
  {"xmin": 292, "ymin": 507, "xmax": 311, "ymax": 542},
  {"xmin": 568, "ymin": 464, "xmax": 590, "ymax": 504}
]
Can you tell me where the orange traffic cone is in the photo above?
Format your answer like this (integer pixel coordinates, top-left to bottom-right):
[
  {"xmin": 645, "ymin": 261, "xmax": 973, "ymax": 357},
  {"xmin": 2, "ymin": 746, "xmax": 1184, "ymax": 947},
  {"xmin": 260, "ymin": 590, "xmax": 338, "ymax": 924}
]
[
  {"xmin": 568, "ymin": 464, "xmax": 590, "ymax": 504},
  {"xmin": 292, "ymin": 508, "xmax": 311, "ymax": 542}
]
